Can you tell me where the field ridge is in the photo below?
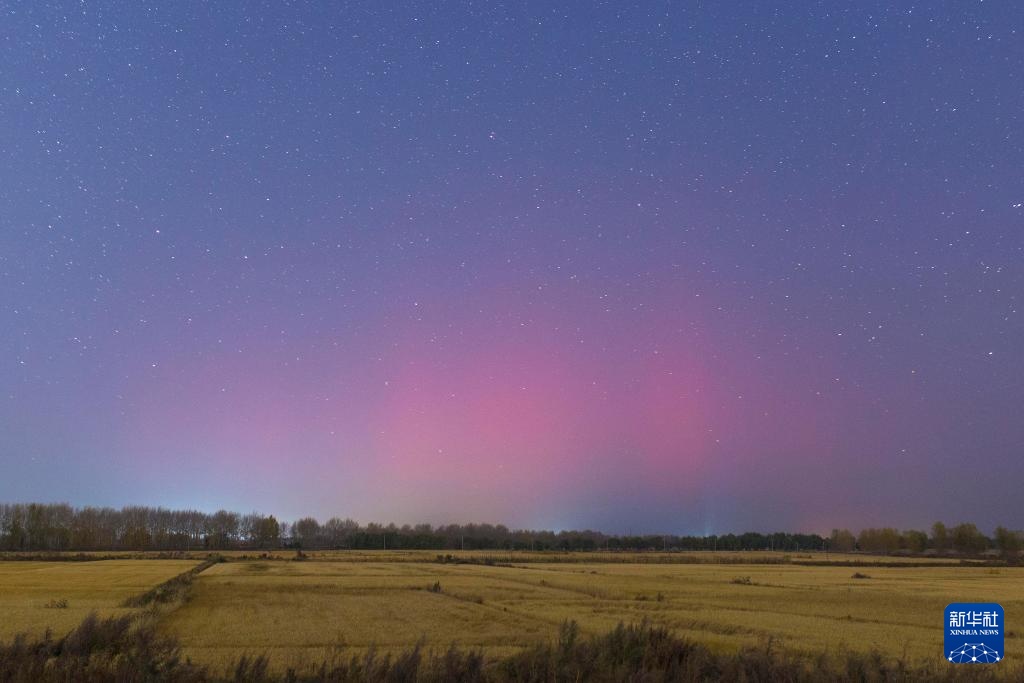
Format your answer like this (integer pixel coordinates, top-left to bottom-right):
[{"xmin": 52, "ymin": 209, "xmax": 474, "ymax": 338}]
[{"xmin": 123, "ymin": 555, "xmax": 223, "ymax": 608}]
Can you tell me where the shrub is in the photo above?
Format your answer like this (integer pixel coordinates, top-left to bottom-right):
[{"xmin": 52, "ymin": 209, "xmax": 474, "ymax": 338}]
[{"xmin": 0, "ymin": 613, "xmax": 205, "ymax": 682}]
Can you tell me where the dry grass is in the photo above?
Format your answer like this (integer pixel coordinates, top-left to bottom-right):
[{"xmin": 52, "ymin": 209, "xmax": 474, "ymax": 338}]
[
  {"xmin": 154, "ymin": 559, "xmax": 1024, "ymax": 673},
  {"xmin": 0, "ymin": 560, "xmax": 199, "ymax": 641},
  {"xmin": 6, "ymin": 614, "xmax": 1016, "ymax": 682}
]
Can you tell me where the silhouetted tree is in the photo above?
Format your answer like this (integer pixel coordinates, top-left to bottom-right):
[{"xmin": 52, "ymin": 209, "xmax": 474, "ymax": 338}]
[
  {"xmin": 950, "ymin": 523, "xmax": 988, "ymax": 555},
  {"xmin": 292, "ymin": 517, "xmax": 321, "ymax": 548},
  {"xmin": 902, "ymin": 529, "xmax": 929, "ymax": 554},
  {"xmin": 829, "ymin": 528, "xmax": 856, "ymax": 552},
  {"xmin": 932, "ymin": 521, "xmax": 949, "ymax": 553},
  {"xmin": 857, "ymin": 528, "xmax": 901, "ymax": 553},
  {"xmin": 255, "ymin": 515, "xmax": 280, "ymax": 549},
  {"xmin": 994, "ymin": 526, "xmax": 1021, "ymax": 561}
]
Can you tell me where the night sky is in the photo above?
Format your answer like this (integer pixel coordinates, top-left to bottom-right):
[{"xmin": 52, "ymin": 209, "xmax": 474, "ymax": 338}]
[{"xmin": 1, "ymin": 2, "xmax": 1022, "ymax": 534}]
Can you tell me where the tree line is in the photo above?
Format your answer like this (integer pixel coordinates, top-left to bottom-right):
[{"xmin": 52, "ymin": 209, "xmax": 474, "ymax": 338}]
[
  {"xmin": 828, "ymin": 522, "xmax": 1021, "ymax": 557},
  {"xmin": 0, "ymin": 503, "xmax": 1019, "ymax": 557}
]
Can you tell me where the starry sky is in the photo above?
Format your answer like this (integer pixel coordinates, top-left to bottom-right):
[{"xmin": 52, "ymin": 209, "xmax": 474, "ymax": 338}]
[{"xmin": 1, "ymin": 2, "xmax": 1022, "ymax": 534}]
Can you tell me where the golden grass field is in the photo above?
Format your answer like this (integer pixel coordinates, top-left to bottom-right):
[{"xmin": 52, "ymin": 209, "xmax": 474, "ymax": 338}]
[
  {"xmin": 1, "ymin": 553, "xmax": 1020, "ymax": 674},
  {"xmin": 160, "ymin": 556, "xmax": 1022, "ymax": 672},
  {"xmin": 0, "ymin": 559, "xmax": 199, "ymax": 641}
]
